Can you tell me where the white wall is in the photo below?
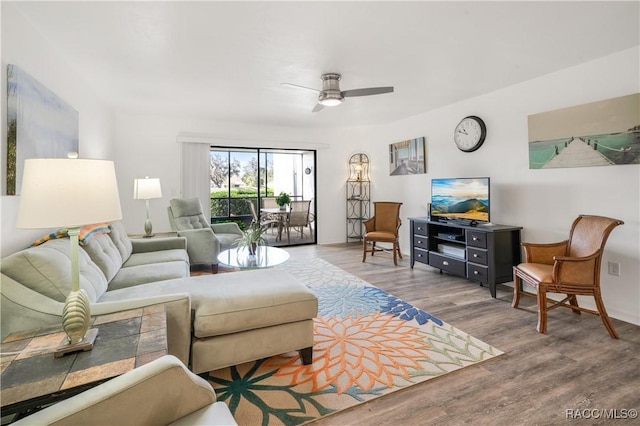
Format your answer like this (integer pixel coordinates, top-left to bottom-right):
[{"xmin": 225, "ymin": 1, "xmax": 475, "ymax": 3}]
[
  {"xmin": 362, "ymin": 47, "xmax": 640, "ymax": 325},
  {"xmin": 114, "ymin": 114, "xmax": 362, "ymax": 241},
  {"xmin": 0, "ymin": 3, "xmax": 116, "ymax": 256}
]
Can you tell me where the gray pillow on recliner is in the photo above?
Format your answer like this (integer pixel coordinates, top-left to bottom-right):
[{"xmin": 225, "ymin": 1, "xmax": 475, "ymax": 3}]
[{"xmin": 170, "ymin": 198, "xmax": 210, "ymax": 229}]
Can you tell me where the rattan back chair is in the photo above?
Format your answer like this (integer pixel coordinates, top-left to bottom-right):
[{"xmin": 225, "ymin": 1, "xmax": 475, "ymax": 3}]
[{"xmin": 512, "ymin": 214, "xmax": 624, "ymax": 338}]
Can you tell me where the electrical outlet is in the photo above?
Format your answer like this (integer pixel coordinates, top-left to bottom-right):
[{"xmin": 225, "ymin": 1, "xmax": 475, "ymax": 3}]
[{"xmin": 607, "ymin": 261, "xmax": 621, "ymax": 276}]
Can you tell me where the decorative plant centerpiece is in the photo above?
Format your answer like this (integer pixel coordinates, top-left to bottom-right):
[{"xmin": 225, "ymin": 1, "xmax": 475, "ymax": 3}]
[
  {"xmin": 275, "ymin": 192, "xmax": 291, "ymax": 210},
  {"xmin": 235, "ymin": 221, "xmax": 269, "ymax": 255}
]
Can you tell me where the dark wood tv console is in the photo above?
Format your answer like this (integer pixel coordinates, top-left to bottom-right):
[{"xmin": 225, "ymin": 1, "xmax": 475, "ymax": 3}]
[{"xmin": 409, "ymin": 217, "xmax": 522, "ymax": 298}]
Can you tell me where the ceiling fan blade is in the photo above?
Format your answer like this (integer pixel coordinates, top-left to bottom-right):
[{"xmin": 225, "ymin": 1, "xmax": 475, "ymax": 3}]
[
  {"xmin": 312, "ymin": 103, "xmax": 325, "ymax": 113},
  {"xmin": 281, "ymin": 83, "xmax": 320, "ymax": 93},
  {"xmin": 342, "ymin": 87, "xmax": 394, "ymax": 97}
]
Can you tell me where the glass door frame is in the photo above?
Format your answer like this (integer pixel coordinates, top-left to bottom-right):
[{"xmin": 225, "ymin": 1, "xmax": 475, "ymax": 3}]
[{"xmin": 209, "ymin": 146, "xmax": 317, "ymax": 246}]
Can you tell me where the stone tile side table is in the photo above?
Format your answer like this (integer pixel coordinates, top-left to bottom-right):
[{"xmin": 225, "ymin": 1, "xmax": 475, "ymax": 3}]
[{"xmin": 1, "ymin": 304, "xmax": 167, "ymax": 420}]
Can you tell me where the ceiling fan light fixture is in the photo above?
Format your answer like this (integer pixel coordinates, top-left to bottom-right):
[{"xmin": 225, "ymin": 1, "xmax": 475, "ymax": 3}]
[
  {"xmin": 318, "ymin": 97, "xmax": 343, "ymax": 107},
  {"xmin": 284, "ymin": 72, "xmax": 393, "ymax": 112},
  {"xmin": 318, "ymin": 88, "xmax": 344, "ymax": 107},
  {"xmin": 317, "ymin": 73, "xmax": 344, "ymax": 106}
]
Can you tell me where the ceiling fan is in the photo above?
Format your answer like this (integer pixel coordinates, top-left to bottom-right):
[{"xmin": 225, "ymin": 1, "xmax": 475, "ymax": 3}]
[{"xmin": 282, "ymin": 73, "xmax": 394, "ymax": 112}]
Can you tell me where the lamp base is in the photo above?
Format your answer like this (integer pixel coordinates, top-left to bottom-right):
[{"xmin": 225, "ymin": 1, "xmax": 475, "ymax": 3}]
[
  {"xmin": 144, "ymin": 217, "xmax": 153, "ymax": 238},
  {"xmin": 54, "ymin": 328, "xmax": 99, "ymax": 358}
]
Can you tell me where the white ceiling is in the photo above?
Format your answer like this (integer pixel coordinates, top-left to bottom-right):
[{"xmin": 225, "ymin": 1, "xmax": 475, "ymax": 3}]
[{"xmin": 11, "ymin": 1, "xmax": 640, "ymax": 129}]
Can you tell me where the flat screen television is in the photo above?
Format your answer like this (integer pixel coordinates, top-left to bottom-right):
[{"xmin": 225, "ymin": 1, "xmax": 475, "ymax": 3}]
[{"xmin": 430, "ymin": 177, "xmax": 490, "ymax": 225}]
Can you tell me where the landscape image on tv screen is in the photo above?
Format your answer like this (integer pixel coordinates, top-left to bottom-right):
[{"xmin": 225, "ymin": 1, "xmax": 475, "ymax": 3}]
[{"xmin": 431, "ymin": 177, "xmax": 490, "ymax": 223}]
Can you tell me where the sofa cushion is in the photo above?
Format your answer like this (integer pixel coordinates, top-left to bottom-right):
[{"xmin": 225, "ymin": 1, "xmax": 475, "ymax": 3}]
[
  {"xmin": 82, "ymin": 233, "xmax": 123, "ymax": 282},
  {"xmin": 108, "ymin": 262, "xmax": 190, "ymax": 291},
  {"xmin": 108, "ymin": 221, "xmax": 133, "ymax": 263},
  {"xmin": 98, "ymin": 270, "xmax": 318, "ymax": 338},
  {"xmin": 0, "ymin": 239, "xmax": 108, "ymax": 303},
  {"xmin": 123, "ymin": 249, "xmax": 189, "ymax": 268}
]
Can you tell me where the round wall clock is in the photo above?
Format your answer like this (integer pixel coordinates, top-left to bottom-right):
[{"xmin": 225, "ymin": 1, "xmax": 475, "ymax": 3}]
[{"xmin": 454, "ymin": 116, "xmax": 487, "ymax": 152}]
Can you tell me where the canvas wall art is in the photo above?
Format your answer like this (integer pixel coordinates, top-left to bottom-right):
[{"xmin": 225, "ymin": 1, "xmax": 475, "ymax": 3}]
[
  {"xmin": 528, "ymin": 93, "xmax": 639, "ymax": 169},
  {"xmin": 6, "ymin": 64, "xmax": 79, "ymax": 195},
  {"xmin": 389, "ymin": 136, "xmax": 426, "ymax": 175}
]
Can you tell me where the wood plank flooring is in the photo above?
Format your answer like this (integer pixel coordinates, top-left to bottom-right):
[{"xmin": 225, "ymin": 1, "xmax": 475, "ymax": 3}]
[{"xmin": 277, "ymin": 243, "xmax": 640, "ymax": 425}]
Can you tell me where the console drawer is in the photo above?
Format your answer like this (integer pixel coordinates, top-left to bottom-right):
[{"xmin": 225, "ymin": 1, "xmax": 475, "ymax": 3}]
[
  {"xmin": 467, "ymin": 263, "xmax": 488, "ymax": 283},
  {"xmin": 467, "ymin": 247, "xmax": 488, "ymax": 265},
  {"xmin": 429, "ymin": 253, "xmax": 466, "ymax": 276},
  {"xmin": 413, "ymin": 248, "xmax": 429, "ymax": 265},
  {"xmin": 413, "ymin": 235, "xmax": 428, "ymax": 250},
  {"xmin": 466, "ymin": 230, "xmax": 487, "ymax": 248},
  {"xmin": 413, "ymin": 221, "xmax": 428, "ymax": 237}
]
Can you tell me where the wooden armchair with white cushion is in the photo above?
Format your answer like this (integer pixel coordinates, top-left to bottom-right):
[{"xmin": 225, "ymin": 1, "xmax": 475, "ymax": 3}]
[
  {"xmin": 12, "ymin": 355, "xmax": 237, "ymax": 426},
  {"xmin": 362, "ymin": 202, "xmax": 403, "ymax": 265},
  {"xmin": 512, "ymin": 214, "xmax": 624, "ymax": 338}
]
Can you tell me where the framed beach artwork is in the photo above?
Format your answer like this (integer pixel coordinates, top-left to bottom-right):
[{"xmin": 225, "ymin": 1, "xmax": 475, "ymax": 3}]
[
  {"xmin": 6, "ymin": 64, "xmax": 79, "ymax": 195},
  {"xmin": 528, "ymin": 93, "xmax": 640, "ymax": 169},
  {"xmin": 389, "ymin": 136, "xmax": 426, "ymax": 176}
]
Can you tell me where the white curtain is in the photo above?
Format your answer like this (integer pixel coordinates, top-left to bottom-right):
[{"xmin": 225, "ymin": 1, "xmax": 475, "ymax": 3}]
[{"xmin": 181, "ymin": 142, "xmax": 211, "ymax": 223}]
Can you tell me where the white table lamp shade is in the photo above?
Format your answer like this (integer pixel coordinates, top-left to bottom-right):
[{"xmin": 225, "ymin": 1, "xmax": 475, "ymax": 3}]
[
  {"xmin": 133, "ymin": 177, "xmax": 162, "ymax": 200},
  {"xmin": 17, "ymin": 158, "xmax": 122, "ymax": 348},
  {"xmin": 17, "ymin": 158, "xmax": 123, "ymax": 229}
]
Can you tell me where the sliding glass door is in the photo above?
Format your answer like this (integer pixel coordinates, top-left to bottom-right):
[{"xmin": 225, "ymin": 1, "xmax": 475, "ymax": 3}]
[{"xmin": 210, "ymin": 147, "xmax": 316, "ymax": 246}]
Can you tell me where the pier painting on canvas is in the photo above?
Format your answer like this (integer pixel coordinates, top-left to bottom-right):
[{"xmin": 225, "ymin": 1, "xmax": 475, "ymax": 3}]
[{"xmin": 528, "ymin": 93, "xmax": 639, "ymax": 169}]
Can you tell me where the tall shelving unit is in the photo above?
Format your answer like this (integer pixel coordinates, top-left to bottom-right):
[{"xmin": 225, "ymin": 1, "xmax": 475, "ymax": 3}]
[{"xmin": 346, "ymin": 153, "xmax": 370, "ymax": 242}]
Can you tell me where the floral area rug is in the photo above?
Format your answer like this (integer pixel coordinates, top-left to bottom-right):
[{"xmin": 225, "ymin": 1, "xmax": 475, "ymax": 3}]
[{"xmin": 207, "ymin": 259, "xmax": 503, "ymax": 425}]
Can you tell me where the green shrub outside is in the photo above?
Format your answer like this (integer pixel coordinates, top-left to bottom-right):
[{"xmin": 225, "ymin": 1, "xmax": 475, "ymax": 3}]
[
  {"xmin": 210, "ymin": 188, "xmax": 274, "ymax": 219},
  {"xmin": 211, "ymin": 188, "xmax": 274, "ymax": 198}
]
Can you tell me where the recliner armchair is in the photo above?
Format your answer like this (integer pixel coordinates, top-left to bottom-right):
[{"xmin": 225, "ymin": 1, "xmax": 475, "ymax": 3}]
[
  {"xmin": 12, "ymin": 355, "xmax": 237, "ymax": 426},
  {"xmin": 168, "ymin": 198, "xmax": 243, "ymax": 273}
]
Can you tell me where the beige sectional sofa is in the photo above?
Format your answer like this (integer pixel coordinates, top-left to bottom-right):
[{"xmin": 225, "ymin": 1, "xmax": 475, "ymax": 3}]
[{"xmin": 1, "ymin": 221, "xmax": 317, "ymax": 374}]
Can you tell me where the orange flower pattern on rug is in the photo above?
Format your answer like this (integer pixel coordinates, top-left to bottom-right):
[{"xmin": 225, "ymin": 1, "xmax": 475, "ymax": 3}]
[
  {"xmin": 208, "ymin": 259, "xmax": 504, "ymax": 426},
  {"xmin": 266, "ymin": 314, "xmax": 430, "ymax": 394}
]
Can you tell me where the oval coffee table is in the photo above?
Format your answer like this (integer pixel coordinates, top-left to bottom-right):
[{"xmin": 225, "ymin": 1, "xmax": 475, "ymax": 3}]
[{"xmin": 217, "ymin": 246, "xmax": 290, "ymax": 269}]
